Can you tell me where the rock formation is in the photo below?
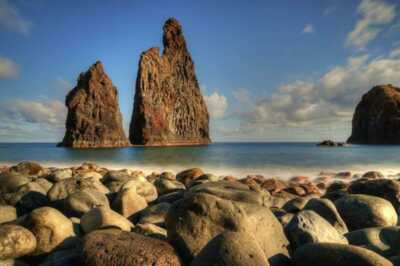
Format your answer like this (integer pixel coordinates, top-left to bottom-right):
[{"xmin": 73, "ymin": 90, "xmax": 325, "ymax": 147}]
[
  {"xmin": 129, "ymin": 18, "xmax": 211, "ymax": 146},
  {"xmin": 348, "ymin": 84, "xmax": 400, "ymax": 144},
  {"xmin": 59, "ymin": 61, "xmax": 130, "ymax": 148}
]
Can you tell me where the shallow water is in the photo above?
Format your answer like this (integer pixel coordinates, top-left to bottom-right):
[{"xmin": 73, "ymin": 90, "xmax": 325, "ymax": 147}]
[{"xmin": 1, "ymin": 142, "xmax": 400, "ymax": 179}]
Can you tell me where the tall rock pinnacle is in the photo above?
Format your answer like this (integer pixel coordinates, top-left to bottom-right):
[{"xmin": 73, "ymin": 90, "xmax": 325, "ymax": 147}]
[
  {"xmin": 59, "ymin": 61, "xmax": 130, "ymax": 148},
  {"xmin": 348, "ymin": 84, "xmax": 400, "ymax": 144},
  {"xmin": 129, "ymin": 18, "xmax": 211, "ymax": 146}
]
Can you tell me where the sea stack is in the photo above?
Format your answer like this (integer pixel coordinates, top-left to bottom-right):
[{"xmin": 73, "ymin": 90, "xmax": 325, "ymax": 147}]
[
  {"xmin": 348, "ymin": 84, "xmax": 400, "ymax": 144},
  {"xmin": 59, "ymin": 61, "xmax": 130, "ymax": 148},
  {"xmin": 129, "ymin": 18, "xmax": 211, "ymax": 146}
]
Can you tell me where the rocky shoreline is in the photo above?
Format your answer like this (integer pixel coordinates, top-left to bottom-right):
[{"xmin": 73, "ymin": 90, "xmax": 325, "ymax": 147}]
[{"xmin": 0, "ymin": 162, "xmax": 399, "ymax": 265}]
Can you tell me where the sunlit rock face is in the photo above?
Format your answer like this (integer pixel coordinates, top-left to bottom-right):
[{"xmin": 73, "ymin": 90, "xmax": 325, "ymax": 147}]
[
  {"xmin": 129, "ymin": 18, "xmax": 211, "ymax": 146},
  {"xmin": 59, "ymin": 61, "xmax": 130, "ymax": 148},
  {"xmin": 348, "ymin": 84, "xmax": 400, "ymax": 145}
]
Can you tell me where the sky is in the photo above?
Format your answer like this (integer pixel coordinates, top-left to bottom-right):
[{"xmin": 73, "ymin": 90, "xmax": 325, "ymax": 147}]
[{"xmin": 0, "ymin": 0, "xmax": 400, "ymax": 142}]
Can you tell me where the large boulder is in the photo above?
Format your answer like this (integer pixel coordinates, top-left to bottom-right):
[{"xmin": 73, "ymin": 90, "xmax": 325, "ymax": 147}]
[
  {"xmin": 303, "ymin": 198, "xmax": 348, "ymax": 234},
  {"xmin": 335, "ymin": 194, "xmax": 398, "ymax": 231},
  {"xmin": 348, "ymin": 84, "xmax": 400, "ymax": 144},
  {"xmin": 190, "ymin": 231, "xmax": 269, "ymax": 266},
  {"xmin": 0, "ymin": 172, "xmax": 30, "ymax": 193},
  {"xmin": 138, "ymin": 202, "xmax": 171, "ymax": 225},
  {"xmin": 111, "ymin": 187, "xmax": 147, "ymax": 218},
  {"xmin": 47, "ymin": 177, "xmax": 109, "ymax": 202},
  {"xmin": 82, "ymin": 229, "xmax": 182, "ymax": 266},
  {"xmin": 24, "ymin": 207, "xmax": 75, "ymax": 255},
  {"xmin": 64, "ymin": 188, "xmax": 109, "ymax": 217},
  {"xmin": 59, "ymin": 61, "xmax": 130, "ymax": 148},
  {"xmin": 345, "ymin": 226, "xmax": 400, "ymax": 257},
  {"xmin": 0, "ymin": 225, "xmax": 36, "ymax": 259},
  {"xmin": 129, "ymin": 18, "xmax": 211, "ymax": 146},
  {"xmin": 47, "ymin": 168, "xmax": 73, "ymax": 182},
  {"xmin": 154, "ymin": 178, "xmax": 186, "ymax": 195},
  {"xmin": 120, "ymin": 177, "xmax": 158, "ymax": 202},
  {"xmin": 9, "ymin": 162, "xmax": 44, "ymax": 176},
  {"xmin": 0, "ymin": 205, "xmax": 17, "ymax": 224},
  {"xmin": 80, "ymin": 206, "xmax": 133, "ymax": 233},
  {"xmin": 176, "ymin": 168, "xmax": 204, "ymax": 187},
  {"xmin": 166, "ymin": 192, "xmax": 289, "ymax": 265},
  {"xmin": 285, "ymin": 210, "xmax": 348, "ymax": 250},
  {"xmin": 292, "ymin": 243, "xmax": 393, "ymax": 266},
  {"xmin": 348, "ymin": 178, "xmax": 400, "ymax": 210},
  {"xmin": 186, "ymin": 180, "xmax": 270, "ymax": 206}
]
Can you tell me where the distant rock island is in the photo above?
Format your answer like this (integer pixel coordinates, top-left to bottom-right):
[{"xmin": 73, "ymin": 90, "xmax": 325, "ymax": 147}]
[
  {"xmin": 348, "ymin": 84, "xmax": 400, "ymax": 145},
  {"xmin": 59, "ymin": 61, "xmax": 130, "ymax": 148},
  {"xmin": 129, "ymin": 18, "xmax": 211, "ymax": 146},
  {"xmin": 317, "ymin": 140, "xmax": 349, "ymax": 147}
]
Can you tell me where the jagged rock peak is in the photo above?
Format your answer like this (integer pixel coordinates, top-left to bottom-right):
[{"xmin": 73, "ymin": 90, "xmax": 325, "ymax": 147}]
[
  {"xmin": 59, "ymin": 61, "xmax": 130, "ymax": 148},
  {"xmin": 348, "ymin": 84, "xmax": 400, "ymax": 144},
  {"xmin": 129, "ymin": 18, "xmax": 211, "ymax": 146}
]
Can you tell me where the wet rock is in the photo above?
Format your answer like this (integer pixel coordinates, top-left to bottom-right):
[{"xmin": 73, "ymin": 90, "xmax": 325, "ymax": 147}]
[
  {"xmin": 303, "ymin": 198, "xmax": 348, "ymax": 234},
  {"xmin": 166, "ymin": 192, "xmax": 289, "ymax": 264},
  {"xmin": 335, "ymin": 194, "xmax": 398, "ymax": 231},
  {"xmin": 47, "ymin": 168, "xmax": 73, "ymax": 182},
  {"xmin": 133, "ymin": 223, "xmax": 167, "ymax": 240},
  {"xmin": 120, "ymin": 177, "xmax": 158, "ymax": 202},
  {"xmin": 186, "ymin": 180, "xmax": 271, "ymax": 206},
  {"xmin": 129, "ymin": 18, "xmax": 210, "ymax": 146},
  {"xmin": 362, "ymin": 171, "xmax": 385, "ymax": 179},
  {"xmin": 47, "ymin": 177, "xmax": 109, "ymax": 202},
  {"xmin": 345, "ymin": 226, "xmax": 400, "ymax": 257},
  {"xmin": 59, "ymin": 61, "xmax": 130, "ymax": 148},
  {"xmin": 138, "ymin": 202, "xmax": 171, "ymax": 225},
  {"xmin": 80, "ymin": 206, "xmax": 133, "ymax": 233},
  {"xmin": 285, "ymin": 210, "xmax": 348, "ymax": 250},
  {"xmin": 0, "ymin": 172, "xmax": 30, "ymax": 193},
  {"xmin": 24, "ymin": 207, "xmax": 75, "ymax": 255},
  {"xmin": 82, "ymin": 230, "xmax": 182, "ymax": 266},
  {"xmin": 348, "ymin": 178, "xmax": 400, "ymax": 210},
  {"xmin": 190, "ymin": 231, "xmax": 270, "ymax": 266},
  {"xmin": 64, "ymin": 188, "xmax": 109, "ymax": 217},
  {"xmin": 154, "ymin": 178, "xmax": 185, "ymax": 195},
  {"xmin": 9, "ymin": 162, "xmax": 44, "ymax": 176},
  {"xmin": 292, "ymin": 243, "xmax": 393, "ymax": 266},
  {"xmin": 111, "ymin": 187, "xmax": 147, "ymax": 218},
  {"xmin": 0, "ymin": 225, "xmax": 36, "ymax": 259},
  {"xmin": 0, "ymin": 206, "xmax": 17, "ymax": 224},
  {"xmin": 176, "ymin": 168, "xmax": 204, "ymax": 187}
]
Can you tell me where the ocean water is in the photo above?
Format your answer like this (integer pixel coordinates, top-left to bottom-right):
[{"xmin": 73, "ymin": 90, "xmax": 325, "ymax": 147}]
[{"xmin": 1, "ymin": 142, "xmax": 400, "ymax": 179}]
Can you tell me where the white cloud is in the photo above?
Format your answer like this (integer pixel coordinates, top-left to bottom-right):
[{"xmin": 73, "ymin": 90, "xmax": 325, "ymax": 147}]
[
  {"xmin": 0, "ymin": 57, "xmax": 18, "ymax": 79},
  {"xmin": 204, "ymin": 91, "xmax": 228, "ymax": 119},
  {"xmin": 0, "ymin": 0, "xmax": 32, "ymax": 36},
  {"xmin": 346, "ymin": 0, "xmax": 396, "ymax": 49},
  {"xmin": 224, "ymin": 47, "xmax": 400, "ymax": 140},
  {"xmin": 0, "ymin": 99, "xmax": 66, "ymax": 141},
  {"xmin": 302, "ymin": 24, "xmax": 315, "ymax": 34}
]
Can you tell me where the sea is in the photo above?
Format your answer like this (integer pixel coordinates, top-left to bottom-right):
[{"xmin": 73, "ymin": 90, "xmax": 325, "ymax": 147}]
[{"xmin": 1, "ymin": 142, "xmax": 400, "ymax": 179}]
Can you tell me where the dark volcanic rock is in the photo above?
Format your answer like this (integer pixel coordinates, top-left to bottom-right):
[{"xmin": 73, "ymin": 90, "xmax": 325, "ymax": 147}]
[
  {"xmin": 129, "ymin": 18, "xmax": 211, "ymax": 146},
  {"xmin": 59, "ymin": 61, "xmax": 130, "ymax": 148},
  {"xmin": 348, "ymin": 84, "xmax": 400, "ymax": 144}
]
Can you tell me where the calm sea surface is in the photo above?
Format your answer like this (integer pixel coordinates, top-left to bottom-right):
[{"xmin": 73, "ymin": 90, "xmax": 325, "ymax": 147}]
[{"xmin": 1, "ymin": 142, "xmax": 400, "ymax": 178}]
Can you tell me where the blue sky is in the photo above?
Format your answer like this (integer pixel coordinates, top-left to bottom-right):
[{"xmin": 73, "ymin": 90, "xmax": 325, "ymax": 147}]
[{"xmin": 0, "ymin": 0, "xmax": 400, "ymax": 142}]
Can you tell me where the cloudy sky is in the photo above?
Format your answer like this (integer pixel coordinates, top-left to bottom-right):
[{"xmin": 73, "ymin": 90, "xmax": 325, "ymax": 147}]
[{"xmin": 0, "ymin": 0, "xmax": 400, "ymax": 142}]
